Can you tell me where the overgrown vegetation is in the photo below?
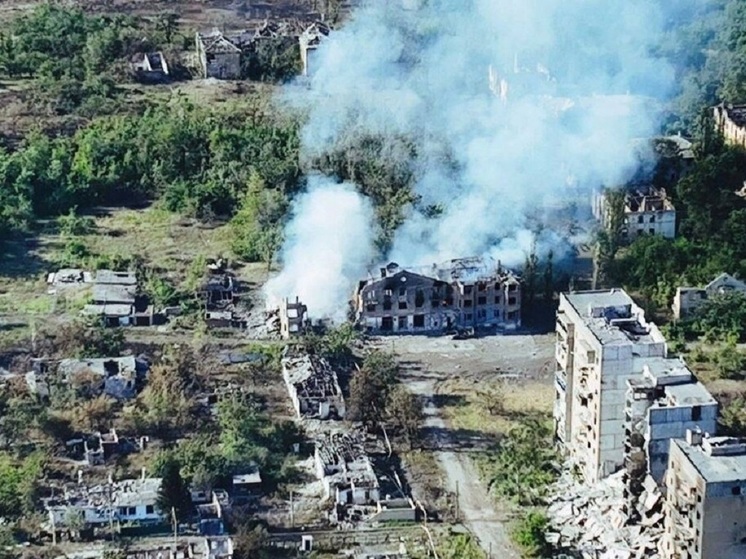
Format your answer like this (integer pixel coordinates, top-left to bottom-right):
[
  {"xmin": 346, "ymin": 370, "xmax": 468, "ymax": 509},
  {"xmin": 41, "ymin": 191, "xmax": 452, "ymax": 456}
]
[{"xmin": 512, "ymin": 511, "xmax": 551, "ymax": 558}]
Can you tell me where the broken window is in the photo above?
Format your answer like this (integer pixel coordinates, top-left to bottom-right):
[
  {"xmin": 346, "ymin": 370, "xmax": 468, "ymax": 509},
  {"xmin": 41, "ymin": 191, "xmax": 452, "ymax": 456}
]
[
  {"xmin": 650, "ymin": 215, "xmax": 656, "ymax": 223},
  {"xmin": 465, "ymin": 313, "xmax": 473, "ymax": 320},
  {"xmin": 508, "ymin": 310, "xmax": 518, "ymax": 320},
  {"xmin": 398, "ymin": 316, "xmax": 408, "ymax": 330},
  {"xmin": 649, "ymin": 228, "xmax": 655, "ymax": 235},
  {"xmin": 733, "ymin": 486, "xmax": 742, "ymax": 496},
  {"xmin": 399, "ymin": 301, "xmax": 408, "ymax": 310},
  {"xmin": 691, "ymin": 406, "xmax": 701, "ymax": 421},
  {"xmin": 580, "ymin": 396, "xmax": 588, "ymax": 407},
  {"xmin": 477, "ymin": 309, "xmax": 486, "ymax": 319},
  {"xmin": 383, "ymin": 301, "xmax": 392, "ymax": 311},
  {"xmin": 432, "ymin": 299, "xmax": 440, "ymax": 308},
  {"xmin": 478, "ymin": 296, "xmax": 487, "ymax": 305},
  {"xmin": 384, "ymin": 289, "xmax": 393, "ymax": 297},
  {"xmin": 464, "ymin": 299, "xmax": 472, "ymax": 307},
  {"xmin": 494, "ymin": 295, "xmax": 501, "ymax": 304},
  {"xmin": 508, "ymin": 297, "xmax": 516, "ymax": 305},
  {"xmin": 445, "ymin": 297, "xmax": 453, "ymax": 306},
  {"xmin": 464, "ymin": 286, "xmax": 473, "ymax": 295},
  {"xmin": 399, "ymin": 286, "xmax": 406, "ymax": 296},
  {"xmin": 414, "ymin": 314, "xmax": 425, "ymax": 328},
  {"xmin": 381, "ymin": 317, "xmax": 393, "ymax": 331},
  {"xmin": 415, "ymin": 289, "xmax": 425, "ymax": 308},
  {"xmin": 366, "ymin": 303, "xmax": 376, "ymax": 312},
  {"xmin": 493, "ymin": 309, "xmax": 501, "ymax": 319},
  {"xmin": 477, "ymin": 282, "xmax": 486, "ymax": 292},
  {"xmin": 508, "ymin": 284, "xmax": 517, "ymax": 292},
  {"xmin": 638, "ymin": 215, "xmax": 644, "ymax": 223},
  {"xmin": 146, "ymin": 505, "xmax": 154, "ymax": 514}
]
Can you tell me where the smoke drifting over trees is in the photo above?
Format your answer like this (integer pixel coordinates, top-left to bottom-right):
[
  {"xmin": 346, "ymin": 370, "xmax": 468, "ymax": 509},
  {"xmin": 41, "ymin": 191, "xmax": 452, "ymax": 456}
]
[{"xmin": 268, "ymin": 0, "xmax": 689, "ymax": 318}]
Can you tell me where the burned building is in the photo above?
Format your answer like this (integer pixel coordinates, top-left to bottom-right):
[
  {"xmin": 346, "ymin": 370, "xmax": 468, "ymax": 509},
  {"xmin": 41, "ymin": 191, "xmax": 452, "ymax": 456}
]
[
  {"xmin": 299, "ymin": 22, "xmax": 330, "ymax": 76},
  {"xmin": 282, "ymin": 350, "xmax": 344, "ymax": 420},
  {"xmin": 279, "ymin": 297, "xmax": 308, "ymax": 339},
  {"xmin": 714, "ymin": 103, "xmax": 746, "ymax": 150},
  {"xmin": 593, "ymin": 186, "xmax": 676, "ymax": 241},
  {"xmin": 200, "ymin": 272, "xmax": 247, "ymax": 329},
  {"xmin": 354, "ymin": 257, "xmax": 521, "ymax": 334},
  {"xmin": 663, "ymin": 433, "xmax": 746, "ymax": 559},
  {"xmin": 131, "ymin": 52, "xmax": 169, "ymax": 83}
]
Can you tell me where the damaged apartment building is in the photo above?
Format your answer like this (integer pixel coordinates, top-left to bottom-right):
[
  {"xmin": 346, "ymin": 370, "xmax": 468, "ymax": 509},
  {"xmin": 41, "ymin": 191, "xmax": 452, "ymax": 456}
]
[
  {"xmin": 555, "ymin": 289, "xmax": 717, "ymax": 485},
  {"xmin": 281, "ymin": 348, "xmax": 344, "ymax": 420},
  {"xmin": 593, "ymin": 186, "xmax": 676, "ymax": 242},
  {"xmin": 354, "ymin": 257, "xmax": 521, "ymax": 334}
]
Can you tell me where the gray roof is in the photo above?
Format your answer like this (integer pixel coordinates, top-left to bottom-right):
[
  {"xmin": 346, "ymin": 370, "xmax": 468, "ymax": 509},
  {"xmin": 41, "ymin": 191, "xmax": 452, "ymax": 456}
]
[
  {"xmin": 92, "ymin": 284, "xmax": 136, "ymax": 304},
  {"xmin": 58, "ymin": 356, "xmax": 136, "ymax": 379},
  {"xmin": 564, "ymin": 289, "xmax": 634, "ymax": 316},
  {"xmin": 94, "ymin": 270, "xmax": 137, "ymax": 285},
  {"xmin": 83, "ymin": 303, "xmax": 133, "ymax": 317},
  {"xmin": 675, "ymin": 438, "xmax": 746, "ymax": 484}
]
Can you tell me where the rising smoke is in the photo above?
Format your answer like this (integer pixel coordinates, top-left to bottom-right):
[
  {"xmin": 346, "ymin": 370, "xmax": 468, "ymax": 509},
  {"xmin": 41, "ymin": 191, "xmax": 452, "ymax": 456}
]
[{"xmin": 266, "ymin": 0, "xmax": 681, "ymax": 319}]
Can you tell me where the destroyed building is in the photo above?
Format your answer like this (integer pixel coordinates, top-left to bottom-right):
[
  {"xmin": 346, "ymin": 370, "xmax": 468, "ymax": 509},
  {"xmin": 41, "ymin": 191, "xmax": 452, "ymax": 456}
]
[
  {"xmin": 45, "ymin": 477, "xmax": 164, "ymax": 531},
  {"xmin": 47, "ymin": 268, "xmax": 92, "ymax": 293},
  {"xmin": 279, "ymin": 297, "xmax": 308, "ymax": 339},
  {"xmin": 200, "ymin": 272, "xmax": 247, "ymax": 329},
  {"xmin": 282, "ymin": 349, "xmax": 344, "ymax": 420},
  {"xmin": 556, "ymin": 290, "xmax": 717, "ymax": 486},
  {"xmin": 714, "ymin": 103, "xmax": 746, "ymax": 150},
  {"xmin": 354, "ymin": 257, "xmax": 521, "ymax": 334},
  {"xmin": 672, "ymin": 272, "xmax": 746, "ymax": 320},
  {"xmin": 131, "ymin": 52, "xmax": 169, "ymax": 82},
  {"xmin": 83, "ymin": 270, "xmax": 154, "ymax": 327},
  {"xmin": 593, "ymin": 186, "xmax": 676, "ymax": 242},
  {"xmin": 663, "ymin": 432, "xmax": 746, "ymax": 559},
  {"xmin": 299, "ymin": 21, "xmax": 330, "ymax": 76},
  {"xmin": 195, "ymin": 30, "xmax": 243, "ymax": 79}
]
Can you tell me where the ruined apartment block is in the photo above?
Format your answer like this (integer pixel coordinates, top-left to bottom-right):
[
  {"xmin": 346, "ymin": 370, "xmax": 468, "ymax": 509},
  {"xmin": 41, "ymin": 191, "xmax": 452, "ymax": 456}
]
[
  {"xmin": 281, "ymin": 350, "xmax": 345, "ymax": 420},
  {"xmin": 593, "ymin": 187, "xmax": 676, "ymax": 241},
  {"xmin": 663, "ymin": 433, "xmax": 746, "ymax": 559},
  {"xmin": 555, "ymin": 290, "xmax": 667, "ymax": 483},
  {"xmin": 354, "ymin": 257, "xmax": 521, "ymax": 334},
  {"xmin": 623, "ymin": 358, "xmax": 717, "ymax": 520}
]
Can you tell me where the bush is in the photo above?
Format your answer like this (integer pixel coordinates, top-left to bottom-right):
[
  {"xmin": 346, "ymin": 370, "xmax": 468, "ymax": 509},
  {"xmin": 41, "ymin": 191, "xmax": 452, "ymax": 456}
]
[{"xmin": 512, "ymin": 511, "xmax": 550, "ymax": 558}]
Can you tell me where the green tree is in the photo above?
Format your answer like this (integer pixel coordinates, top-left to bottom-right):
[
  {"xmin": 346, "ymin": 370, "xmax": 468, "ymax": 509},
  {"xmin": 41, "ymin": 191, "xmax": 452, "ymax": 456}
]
[
  {"xmin": 347, "ymin": 351, "xmax": 399, "ymax": 426},
  {"xmin": 386, "ymin": 386, "xmax": 423, "ymax": 449},
  {"xmin": 512, "ymin": 511, "xmax": 550, "ymax": 558},
  {"xmin": 156, "ymin": 457, "xmax": 192, "ymax": 521}
]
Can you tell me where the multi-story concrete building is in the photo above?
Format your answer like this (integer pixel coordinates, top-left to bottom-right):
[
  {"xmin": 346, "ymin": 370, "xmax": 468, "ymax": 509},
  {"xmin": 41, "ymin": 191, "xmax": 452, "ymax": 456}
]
[
  {"xmin": 592, "ymin": 187, "xmax": 676, "ymax": 242},
  {"xmin": 556, "ymin": 289, "xmax": 718, "ymax": 487},
  {"xmin": 354, "ymin": 257, "xmax": 520, "ymax": 334},
  {"xmin": 663, "ymin": 433, "xmax": 746, "ymax": 559}
]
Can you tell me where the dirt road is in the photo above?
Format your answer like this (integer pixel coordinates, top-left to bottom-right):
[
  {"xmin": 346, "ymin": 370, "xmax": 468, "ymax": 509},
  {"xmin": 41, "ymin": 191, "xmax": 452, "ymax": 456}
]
[{"xmin": 379, "ymin": 334, "xmax": 554, "ymax": 559}]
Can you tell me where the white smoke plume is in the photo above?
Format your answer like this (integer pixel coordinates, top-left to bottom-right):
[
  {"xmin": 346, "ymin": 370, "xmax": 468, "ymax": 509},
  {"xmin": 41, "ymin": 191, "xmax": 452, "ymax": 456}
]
[
  {"xmin": 264, "ymin": 176, "xmax": 376, "ymax": 321},
  {"xmin": 267, "ymin": 0, "xmax": 684, "ymax": 318}
]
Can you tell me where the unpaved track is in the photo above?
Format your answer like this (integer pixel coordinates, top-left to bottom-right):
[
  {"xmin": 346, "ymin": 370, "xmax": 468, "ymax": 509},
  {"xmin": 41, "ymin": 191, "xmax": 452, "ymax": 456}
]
[{"xmin": 378, "ymin": 334, "xmax": 553, "ymax": 559}]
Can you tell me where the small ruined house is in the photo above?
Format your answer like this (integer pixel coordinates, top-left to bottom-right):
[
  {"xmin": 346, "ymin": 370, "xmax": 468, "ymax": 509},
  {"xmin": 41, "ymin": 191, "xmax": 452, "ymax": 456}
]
[
  {"xmin": 232, "ymin": 467, "xmax": 262, "ymax": 502},
  {"xmin": 195, "ymin": 30, "xmax": 242, "ymax": 79},
  {"xmin": 314, "ymin": 431, "xmax": 380, "ymax": 506},
  {"xmin": 672, "ymin": 273, "xmax": 746, "ymax": 320},
  {"xmin": 131, "ymin": 52, "xmax": 169, "ymax": 82},
  {"xmin": 714, "ymin": 102, "xmax": 746, "ymax": 150},
  {"xmin": 282, "ymin": 350, "xmax": 345, "ymax": 419},
  {"xmin": 279, "ymin": 297, "xmax": 307, "ymax": 339},
  {"xmin": 50, "ymin": 356, "xmax": 146, "ymax": 401},
  {"xmin": 83, "ymin": 270, "xmax": 154, "ymax": 327},
  {"xmin": 593, "ymin": 186, "xmax": 676, "ymax": 242}
]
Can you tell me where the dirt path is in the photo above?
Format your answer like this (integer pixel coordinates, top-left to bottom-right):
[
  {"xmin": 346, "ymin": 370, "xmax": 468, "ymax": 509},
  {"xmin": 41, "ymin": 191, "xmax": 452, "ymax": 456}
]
[{"xmin": 377, "ymin": 333, "xmax": 554, "ymax": 559}]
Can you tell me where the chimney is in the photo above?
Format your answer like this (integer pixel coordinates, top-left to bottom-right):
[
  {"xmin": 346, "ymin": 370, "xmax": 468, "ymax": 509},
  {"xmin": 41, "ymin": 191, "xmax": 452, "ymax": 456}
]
[{"xmin": 686, "ymin": 428, "xmax": 703, "ymax": 447}]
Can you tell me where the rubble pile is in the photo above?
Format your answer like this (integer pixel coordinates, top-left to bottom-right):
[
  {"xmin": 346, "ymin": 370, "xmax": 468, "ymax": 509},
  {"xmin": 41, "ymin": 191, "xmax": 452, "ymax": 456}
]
[{"xmin": 546, "ymin": 470, "xmax": 664, "ymax": 559}]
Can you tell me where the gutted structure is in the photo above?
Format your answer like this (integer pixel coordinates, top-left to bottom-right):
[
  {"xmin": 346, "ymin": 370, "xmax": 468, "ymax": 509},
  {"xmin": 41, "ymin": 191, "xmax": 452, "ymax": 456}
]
[
  {"xmin": 314, "ymin": 431, "xmax": 379, "ymax": 506},
  {"xmin": 593, "ymin": 187, "xmax": 676, "ymax": 241},
  {"xmin": 196, "ymin": 31, "xmax": 243, "ymax": 79},
  {"xmin": 131, "ymin": 52, "xmax": 169, "ymax": 82},
  {"xmin": 299, "ymin": 22, "xmax": 330, "ymax": 76},
  {"xmin": 714, "ymin": 103, "xmax": 746, "ymax": 150},
  {"xmin": 282, "ymin": 350, "xmax": 345, "ymax": 419},
  {"xmin": 354, "ymin": 258, "xmax": 521, "ymax": 334},
  {"xmin": 663, "ymin": 433, "xmax": 746, "ymax": 559},
  {"xmin": 672, "ymin": 272, "xmax": 746, "ymax": 320},
  {"xmin": 279, "ymin": 297, "xmax": 308, "ymax": 339},
  {"xmin": 84, "ymin": 270, "xmax": 154, "ymax": 327},
  {"xmin": 623, "ymin": 359, "xmax": 717, "ymax": 520}
]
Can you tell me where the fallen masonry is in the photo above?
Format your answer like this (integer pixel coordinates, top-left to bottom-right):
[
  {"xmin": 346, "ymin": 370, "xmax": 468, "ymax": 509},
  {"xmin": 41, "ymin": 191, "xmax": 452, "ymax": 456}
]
[
  {"xmin": 282, "ymin": 348, "xmax": 345, "ymax": 420},
  {"xmin": 547, "ymin": 469, "xmax": 664, "ymax": 559}
]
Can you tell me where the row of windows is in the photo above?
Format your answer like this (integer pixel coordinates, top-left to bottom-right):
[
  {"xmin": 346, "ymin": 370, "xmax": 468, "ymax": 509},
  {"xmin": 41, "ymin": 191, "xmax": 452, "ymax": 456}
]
[
  {"xmin": 118, "ymin": 505, "xmax": 154, "ymax": 516},
  {"xmin": 367, "ymin": 282, "xmax": 518, "ymax": 300},
  {"xmin": 366, "ymin": 296, "xmax": 517, "ymax": 313}
]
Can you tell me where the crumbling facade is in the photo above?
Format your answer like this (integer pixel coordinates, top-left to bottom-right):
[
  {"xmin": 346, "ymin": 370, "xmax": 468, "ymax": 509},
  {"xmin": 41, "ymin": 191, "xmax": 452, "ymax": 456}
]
[
  {"xmin": 196, "ymin": 31, "xmax": 243, "ymax": 79},
  {"xmin": 131, "ymin": 52, "xmax": 169, "ymax": 82},
  {"xmin": 714, "ymin": 103, "xmax": 746, "ymax": 150},
  {"xmin": 663, "ymin": 433, "xmax": 746, "ymax": 559},
  {"xmin": 593, "ymin": 187, "xmax": 676, "ymax": 242},
  {"xmin": 672, "ymin": 272, "xmax": 746, "ymax": 320},
  {"xmin": 279, "ymin": 297, "xmax": 308, "ymax": 339},
  {"xmin": 354, "ymin": 258, "xmax": 521, "ymax": 334},
  {"xmin": 282, "ymin": 350, "xmax": 345, "ymax": 420},
  {"xmin": 315, "ymin": 431, "xmax": 380, "ymax": 506},
  {"xmin": 299, "ymin": 22, "xmax": 330, "ymax": 76}
]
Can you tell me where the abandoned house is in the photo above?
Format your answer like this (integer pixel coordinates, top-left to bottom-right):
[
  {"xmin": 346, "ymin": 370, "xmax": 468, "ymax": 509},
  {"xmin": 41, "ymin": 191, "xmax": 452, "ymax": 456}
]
[
  {"xmin": 714, "ymin": 103, "xmax": 746, "ymax": 150},
  {"xmin": 592, "ymin": 186, "xmax": 676, "ymax": 241},
  {"xmin": 299, "ymin": 21, "xmax": 330, "ymax": 76},
  {"xmin": 193, "ymin": 490, "xmax": 227, "ymax": 536},
  {"xmin": 47, "ymin": 268, "xmax": 92, "ymax": 293},
  {"xmin": 131, "ymin": 52, "xmax": 169, "ymax": 82},
  {"xmin": 44, "ymin": 476, "xmax": 164, "ymax": 532},
  {"xmin": 195, "ymin": 30, "xmax": 243, "ymax": 79},
  {"xmin": 672, "ymin": 272, "xmax": 746, "ymax": 320},
  {"xmin": 232, "ymin": 466, "xmax": 262, "ymax": 502},
  {"xmin": 555, "ymin": 289, "xmax": 668, "ymax": 483},
  {"xmin": 623, "ymin": 358, "xmax": 717, "ymax": 520},
  {"xmin": 66, "ymin": 428, "xmax": 146, "ymax": 467},
  {"xmin": 279, "ymin": 297, "xmax": 308, "ymax": 339},
  {"xmin": 282, "ymin": 349, "xmax": 345, "ymax": 420},
  {"xmin": 663, "ymin": 432, "xmax": 746, "ymax": 559},
  {"xmin": 354, "ymin": 257, "xmax": 521, "ymax": 334},
  {"xmin": 27, "ymin": 356, "xmax": 147, "ymax": 401},
  {"xmin": 200, "ymin": 273, "xmax": 247, "ymax": 328},
  {"xmin": 83, "ymin": 270, "xmax": 154, "ymax": 327}
]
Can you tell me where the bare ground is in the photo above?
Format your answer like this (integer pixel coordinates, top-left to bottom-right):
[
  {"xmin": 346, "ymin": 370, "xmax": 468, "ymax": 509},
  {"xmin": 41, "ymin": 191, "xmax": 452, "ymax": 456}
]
[{"xmin": 368, "ymin": 333, "xmax": 554, "ymax": 559}]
